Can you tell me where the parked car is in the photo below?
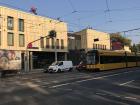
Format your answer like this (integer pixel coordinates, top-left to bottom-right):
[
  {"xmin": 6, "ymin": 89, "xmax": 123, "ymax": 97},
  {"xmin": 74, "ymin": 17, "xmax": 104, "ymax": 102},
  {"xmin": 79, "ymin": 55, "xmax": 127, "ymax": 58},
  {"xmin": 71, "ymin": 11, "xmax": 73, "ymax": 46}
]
[
  {"xmin": 76, "ymin": 61, "xmax": 86, "ymax": 71},
  {"xmin": 47, "ymin": 61, "xmax": 73, "ymax": 73}
]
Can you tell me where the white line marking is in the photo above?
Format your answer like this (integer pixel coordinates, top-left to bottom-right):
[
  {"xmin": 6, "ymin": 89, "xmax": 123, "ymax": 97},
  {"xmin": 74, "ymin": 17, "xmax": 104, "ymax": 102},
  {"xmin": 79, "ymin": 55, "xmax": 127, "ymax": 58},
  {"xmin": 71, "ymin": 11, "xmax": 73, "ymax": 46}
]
[
  {"xmin": 125, "ymin": 97, "xmax": 137, "ymax": 100},
  {"xmin": 120, "ymin": 80, "xmax": 135, "ymax": 86},
  {"xmin": 95, "ymin": 92, "xmax": 107, "ymax": 96},
  {"xmin": 50, "ymin": 83, "xmax": 71, "ymax": 88},
  {"xmin": 50, "ymin": 70, "xmax": 135, "ymax": 88}
]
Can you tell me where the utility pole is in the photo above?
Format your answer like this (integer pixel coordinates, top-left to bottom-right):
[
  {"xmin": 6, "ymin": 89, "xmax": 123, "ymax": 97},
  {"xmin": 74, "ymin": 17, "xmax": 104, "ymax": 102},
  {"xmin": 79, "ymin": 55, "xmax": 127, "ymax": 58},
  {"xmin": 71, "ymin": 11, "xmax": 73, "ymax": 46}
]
[
  {"xmin": 24, "ymin": 47, "xmax": 29, "ymax": 72},
  {"xmin": 49, "ymin": 30, "xmax": 57, "ymax": 62},
  {"xmin": 54, "ymin": 37, "xmax": 57, "ymax": 62}
]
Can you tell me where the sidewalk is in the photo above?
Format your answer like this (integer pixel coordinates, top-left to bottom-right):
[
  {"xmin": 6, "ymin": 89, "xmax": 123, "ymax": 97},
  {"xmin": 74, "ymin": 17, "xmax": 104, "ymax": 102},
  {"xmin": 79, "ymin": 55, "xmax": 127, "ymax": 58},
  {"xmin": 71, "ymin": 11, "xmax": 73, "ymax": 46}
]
[{"xmin": 19, "ymin": 69, "xmax": 44, "ymax": 75}]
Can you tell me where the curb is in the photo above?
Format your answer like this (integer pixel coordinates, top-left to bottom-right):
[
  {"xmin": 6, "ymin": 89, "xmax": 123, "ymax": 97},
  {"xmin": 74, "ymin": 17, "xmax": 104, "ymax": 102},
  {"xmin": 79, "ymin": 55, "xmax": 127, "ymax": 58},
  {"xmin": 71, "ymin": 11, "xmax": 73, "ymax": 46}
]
[{"xmin": 18, "ymin": 69, "xmax": 44, "ymax": 75}]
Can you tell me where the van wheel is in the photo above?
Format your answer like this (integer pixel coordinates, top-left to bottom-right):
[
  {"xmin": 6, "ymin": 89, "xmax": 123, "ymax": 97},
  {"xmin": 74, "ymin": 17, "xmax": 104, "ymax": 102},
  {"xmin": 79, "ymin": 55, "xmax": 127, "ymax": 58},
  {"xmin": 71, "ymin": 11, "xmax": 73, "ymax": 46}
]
[
  {"xmin": 58, "ymin": 69, "xmax": 61, "ymax": 73},
  {"xmin": 69, "ymin": 68, "xmax": 73, "ymax": 72}
]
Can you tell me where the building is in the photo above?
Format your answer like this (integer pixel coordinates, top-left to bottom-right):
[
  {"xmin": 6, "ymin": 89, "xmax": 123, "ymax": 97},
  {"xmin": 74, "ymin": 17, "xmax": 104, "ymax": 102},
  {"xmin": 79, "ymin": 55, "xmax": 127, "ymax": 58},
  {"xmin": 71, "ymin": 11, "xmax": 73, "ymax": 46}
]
[
  {"xmin": 0, "ymin": 6, "xmax": 68, "ymax": 71},
  {"xmin": 123, "ymin": 45, "xmax": 131, "ymax": 52},
  {"xmin": 68, "ymin": 28, "xmax": 111, "ymax": 52},
  {"xmin": 68, "ymin": 28, "xmax": 111, "ymax": 65}
]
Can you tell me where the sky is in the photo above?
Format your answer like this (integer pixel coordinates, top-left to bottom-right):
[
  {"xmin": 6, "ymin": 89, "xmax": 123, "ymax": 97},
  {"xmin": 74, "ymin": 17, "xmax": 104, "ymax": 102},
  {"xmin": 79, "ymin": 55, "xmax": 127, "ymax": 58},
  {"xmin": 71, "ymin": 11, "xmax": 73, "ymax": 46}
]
[{"xmin": 0, "ymin": 0, "xmax": 140, "ymax": 44}]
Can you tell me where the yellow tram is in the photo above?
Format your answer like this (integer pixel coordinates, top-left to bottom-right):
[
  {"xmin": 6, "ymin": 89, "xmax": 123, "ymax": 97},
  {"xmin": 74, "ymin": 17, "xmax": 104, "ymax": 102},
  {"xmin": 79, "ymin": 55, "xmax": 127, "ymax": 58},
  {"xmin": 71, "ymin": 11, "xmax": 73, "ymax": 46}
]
[{"xmin": 86, "ymin": 50, "xmax": 140, "ymax": 71}]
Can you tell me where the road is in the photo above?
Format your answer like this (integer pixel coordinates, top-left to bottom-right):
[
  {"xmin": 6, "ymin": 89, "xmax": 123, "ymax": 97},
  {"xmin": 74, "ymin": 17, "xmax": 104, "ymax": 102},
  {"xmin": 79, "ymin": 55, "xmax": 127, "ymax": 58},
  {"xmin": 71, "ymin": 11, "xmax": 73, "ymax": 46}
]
[{"xmin": 0, "ymin": 67, "xmax": 140, "ymax": 105}]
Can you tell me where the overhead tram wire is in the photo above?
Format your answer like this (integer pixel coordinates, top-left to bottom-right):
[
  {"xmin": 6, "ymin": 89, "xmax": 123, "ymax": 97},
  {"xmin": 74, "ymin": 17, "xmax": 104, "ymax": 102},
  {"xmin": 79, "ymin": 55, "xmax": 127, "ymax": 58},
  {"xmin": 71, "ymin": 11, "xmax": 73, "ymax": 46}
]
[
  {"xmin": 105, "ymin": 0, "xmax": 110, "ymax": 12},
  {"xmin": 105, "ymin": 0, "xmax": 112, "ymax": 22},
  {"xmin": 119, "ymin": 28, "xmax": 140, "ymax": 33},
  {"xmin": 56, "ymin": 0, "xmax": 78, "ymax": 20},
  {"xmin": 67, "ymin": 0, "xmax": 77, "ymax": 12},
  {"xmin": 69, "ymin": 6, "xmax": 140, "ymax": 14},
  {"xmin": 56, "ymin": 10, "xmax": 77, "ymax": 20},
  {"xmin": 60, "ymin": 6, "xmax": 140, "ymax": 21},
  {"xmin": 110, "ymin": 7, "xmax": 140, "ymax": 12}
]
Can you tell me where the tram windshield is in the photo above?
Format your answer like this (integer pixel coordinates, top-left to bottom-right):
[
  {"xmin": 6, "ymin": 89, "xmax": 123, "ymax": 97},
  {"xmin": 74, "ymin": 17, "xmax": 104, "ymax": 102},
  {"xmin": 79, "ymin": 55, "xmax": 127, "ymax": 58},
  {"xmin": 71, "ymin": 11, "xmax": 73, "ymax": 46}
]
[{"xmin": 86, "ymin": 53, "xmax": 97, "ymax": 64}]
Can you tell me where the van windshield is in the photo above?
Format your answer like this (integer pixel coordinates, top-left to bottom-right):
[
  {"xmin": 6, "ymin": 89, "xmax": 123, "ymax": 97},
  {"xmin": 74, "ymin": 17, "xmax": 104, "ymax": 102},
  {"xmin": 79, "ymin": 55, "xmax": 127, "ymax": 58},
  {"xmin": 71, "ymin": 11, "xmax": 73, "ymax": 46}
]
[{"xmin": 51, "ymin": 61, "xmax": 61, "ymax": 66}]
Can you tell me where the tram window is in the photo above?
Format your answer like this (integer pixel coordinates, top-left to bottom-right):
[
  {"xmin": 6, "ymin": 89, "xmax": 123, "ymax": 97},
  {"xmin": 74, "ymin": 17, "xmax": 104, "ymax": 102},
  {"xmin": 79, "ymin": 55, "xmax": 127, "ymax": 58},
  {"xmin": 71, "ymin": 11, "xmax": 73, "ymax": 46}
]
[
  {"xmin": 100, "ymin": 56, "xmax": 125, "ymax": 64},
  {"xmin": 138, "ymin": 57, "xmax": 140, "ymax": 61},
  {"xmin": 136, "ymin": 56, "xmax": 139, "ymax": 62},
  {"xmin": 127, "ymin": 56, "xmax": 136, "ymax": 62}
]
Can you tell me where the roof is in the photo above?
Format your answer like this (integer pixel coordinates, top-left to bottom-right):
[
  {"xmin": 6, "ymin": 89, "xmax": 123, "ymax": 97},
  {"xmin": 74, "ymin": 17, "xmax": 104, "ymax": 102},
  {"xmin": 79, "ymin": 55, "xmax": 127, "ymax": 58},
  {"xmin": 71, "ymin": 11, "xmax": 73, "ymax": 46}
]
[{"xmin": 0, "ymin": 5, "xmax": 66, "ymax": 24}]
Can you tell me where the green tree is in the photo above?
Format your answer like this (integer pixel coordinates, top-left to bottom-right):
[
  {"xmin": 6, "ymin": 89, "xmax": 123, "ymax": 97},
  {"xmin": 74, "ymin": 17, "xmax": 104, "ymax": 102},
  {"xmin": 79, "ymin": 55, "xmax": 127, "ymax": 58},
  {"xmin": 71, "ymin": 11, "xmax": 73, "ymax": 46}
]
[
  {"xmin": 137, "ymin": 44, "xmax": 140, "ymax": 51},
  {"xmin": 110, "ymin": 33, "xmax": 131, "ymax": 46},
  {"xmin": 130, "ymin": 44, "xmax": 138, "ymax": 52}
]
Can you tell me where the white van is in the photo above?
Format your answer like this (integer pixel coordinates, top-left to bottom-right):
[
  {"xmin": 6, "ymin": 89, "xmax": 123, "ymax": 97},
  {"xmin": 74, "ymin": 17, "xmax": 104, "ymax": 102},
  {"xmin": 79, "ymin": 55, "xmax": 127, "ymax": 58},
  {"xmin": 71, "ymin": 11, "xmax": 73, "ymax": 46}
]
[{"xmin": 48, "ymin": 61, "xmax": 73, "ymax": 73}]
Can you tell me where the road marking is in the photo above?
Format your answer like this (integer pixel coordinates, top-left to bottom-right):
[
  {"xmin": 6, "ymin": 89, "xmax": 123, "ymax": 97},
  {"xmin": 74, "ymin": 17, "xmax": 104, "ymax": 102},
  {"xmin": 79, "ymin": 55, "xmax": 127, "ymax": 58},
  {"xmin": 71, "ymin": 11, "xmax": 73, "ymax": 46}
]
[
  {"xmin": 125, "ymin": 97, "xmax": 137, "ymax": 100},
  {"xmin": 50, "ymin": 70, "xmax": 136, "ymax": 88},
  {"xmin": 50, "ymin": 83, "xmax": 71, "ymax": 88},
  {"xmin": 120, "ymin": 80, "xmax": 135, "ymax": 86},
  {"xmin": 95, "ymin": 92, "xmax": 107, "ymax": 96}
]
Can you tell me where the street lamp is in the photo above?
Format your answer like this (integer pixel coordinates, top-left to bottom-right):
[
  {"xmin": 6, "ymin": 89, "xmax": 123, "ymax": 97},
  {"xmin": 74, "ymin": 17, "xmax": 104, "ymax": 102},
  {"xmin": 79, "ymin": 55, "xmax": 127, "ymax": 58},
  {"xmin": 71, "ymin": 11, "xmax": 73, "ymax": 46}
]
[{"xmin": 48, "ymin": 30, "xmax": 57, "ymax": 62}]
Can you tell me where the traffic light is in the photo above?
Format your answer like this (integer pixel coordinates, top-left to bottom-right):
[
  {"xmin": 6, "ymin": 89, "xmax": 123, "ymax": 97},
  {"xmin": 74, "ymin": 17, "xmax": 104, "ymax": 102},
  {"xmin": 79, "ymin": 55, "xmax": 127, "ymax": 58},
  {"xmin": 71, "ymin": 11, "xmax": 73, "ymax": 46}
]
[{"xmin": 49, "ymin": 30, "xmax": 56, "ymax": 38}]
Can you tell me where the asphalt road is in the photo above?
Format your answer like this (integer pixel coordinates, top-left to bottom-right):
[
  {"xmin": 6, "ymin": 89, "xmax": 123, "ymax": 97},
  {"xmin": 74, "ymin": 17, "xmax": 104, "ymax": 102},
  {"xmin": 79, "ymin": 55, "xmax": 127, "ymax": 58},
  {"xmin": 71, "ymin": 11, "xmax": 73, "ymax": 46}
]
[{"xmin": 0, "ymin": 67, "xmax": 140, "ymax": 105}]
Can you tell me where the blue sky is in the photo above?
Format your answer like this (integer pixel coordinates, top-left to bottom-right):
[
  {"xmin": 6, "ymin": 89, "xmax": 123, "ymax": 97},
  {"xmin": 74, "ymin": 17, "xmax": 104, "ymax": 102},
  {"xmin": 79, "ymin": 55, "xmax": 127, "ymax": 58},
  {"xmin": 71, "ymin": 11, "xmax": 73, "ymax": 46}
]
[{"xmin": 0, "ymin": 0, "xmax": 140, "ymax": 44}]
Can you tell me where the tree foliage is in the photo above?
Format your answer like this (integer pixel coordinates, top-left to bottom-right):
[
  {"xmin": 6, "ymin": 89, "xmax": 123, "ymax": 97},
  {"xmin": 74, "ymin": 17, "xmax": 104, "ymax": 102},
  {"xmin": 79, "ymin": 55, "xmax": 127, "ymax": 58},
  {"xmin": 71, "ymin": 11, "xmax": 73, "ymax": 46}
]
[
  {"xmin": 110, "ymin": 33, "xmax": 131, "ymax": 46},
  {"xmin": 131, "ymin": 43, "xmax": 140, "ymax": 52}
]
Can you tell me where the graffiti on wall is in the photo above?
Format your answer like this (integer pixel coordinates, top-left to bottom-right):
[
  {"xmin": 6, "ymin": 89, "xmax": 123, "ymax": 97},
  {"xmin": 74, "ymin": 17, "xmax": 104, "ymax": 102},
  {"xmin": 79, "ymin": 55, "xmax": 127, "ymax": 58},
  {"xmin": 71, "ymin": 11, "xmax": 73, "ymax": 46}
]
[{"xmin": 0, "ymin": 50, "xmax": 21, "ymax": 70}]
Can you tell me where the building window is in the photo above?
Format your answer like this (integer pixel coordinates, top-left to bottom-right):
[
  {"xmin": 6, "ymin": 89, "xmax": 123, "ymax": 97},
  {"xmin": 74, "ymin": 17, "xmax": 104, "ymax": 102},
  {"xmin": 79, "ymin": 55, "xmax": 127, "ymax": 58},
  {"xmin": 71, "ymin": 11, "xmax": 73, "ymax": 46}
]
[
  {"xmin": 98, "ymin": 44, "xmax": 100, "ymax": 49},
  {"xmin": 93, "ymin": 44, "xmax": 96, "ymax": 49},
  {"xmin": 46, "ymin": 38, "xmax": 50, "ymax": 48},
  {"xmin": 19, "ymin": 19, "xmax": 24, "ymax": 32},
  {"xmin": 105, "ymin": 45, "xmax": 106, "ymax": 50},
  {"xmin": 19, "ymin": 34, "xmax": 25, "ymax": 47},
  {"xmin": 7, "ymin": 16, "xmax": 14, "ymax": 30},
  {"xmin": 101, "ymin": 45, "xmax": 103, "ymax": 49},
  {"xmin": 0, "ymin": 31, "xmax": 1, "ymax": 45},
  {"xmin": 0, "ymin": 16, "xmax": 2, "ymax": 29},
  {"xmin": 102, "ymin": 45, "xmax": 104, "ymax": 50},
  {"xmin": 61, "ymin": 39, "xmax": 64, "ymax": 49},
  {"xmin": 97, "ymin": 44, "xmax": 99, "ymax": 49},
  {"xmin": 99, "ymin": 44, "xmax": 101, "ymax": 49},
  {"xmin": 51, "ymin": 38, "xmax": 55, "ymax": 49},
  {"xmin": 7, "ymin": 32, "xmax": 14, "ymax": 46},
  {"xmin": 56, "ymin": 39, "xmax": 59, "ymax": 49},
  {"xmin": 40, "ymin": 37, "xmax": 44, "ymax": 48},
  {"xmin": 95, "ymin": 44, "xmax": 97, "ymax": 49}
]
